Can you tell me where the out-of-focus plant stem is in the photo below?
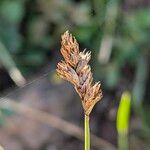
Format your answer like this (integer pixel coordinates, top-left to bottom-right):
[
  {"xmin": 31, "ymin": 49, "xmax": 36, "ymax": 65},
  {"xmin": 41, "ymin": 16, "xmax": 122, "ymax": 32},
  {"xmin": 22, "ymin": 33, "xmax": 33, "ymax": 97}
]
[
  {"xmin": 117, "ymin": 91, "xmax": 131, "ymax": 150},
  {"xmin": 132, "ymin": 55, "xmax": 148, "ymax": 111},
  {"xmin": 98, "ymin": 0, "xmax": 120, "ymax": 64},
  {"xmin": 85, "ymin": 115, "xmax": 90, "ymax": 150},
  {"xmin": 118, "ymin": 134, "xmax": 128, "ymax": 150},
  {"xmin": 0, "ymin": 41, "xmax": 26, "ymax": 87},
  {"xmin": 132, "ymin": 54, "xmax": 150, "ymax": 136}
]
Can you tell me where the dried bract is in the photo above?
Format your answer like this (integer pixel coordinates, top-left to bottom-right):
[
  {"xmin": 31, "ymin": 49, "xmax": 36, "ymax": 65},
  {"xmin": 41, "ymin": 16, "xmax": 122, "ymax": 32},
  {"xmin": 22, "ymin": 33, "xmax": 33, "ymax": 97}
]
[{"xmin": 56, "ymin": 31, "xmax": 102, "ymax": 116}]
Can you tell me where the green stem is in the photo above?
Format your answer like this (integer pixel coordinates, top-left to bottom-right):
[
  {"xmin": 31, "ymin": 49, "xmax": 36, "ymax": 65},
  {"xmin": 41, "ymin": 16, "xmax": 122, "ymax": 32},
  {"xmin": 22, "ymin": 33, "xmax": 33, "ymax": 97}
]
[
  {"xmin": 118, "ymin": 133, "xmax": 128, "ymax": 150},
  {"xmin": 84, "ymin": 115, "xmax": 90, "ymax": 150}
]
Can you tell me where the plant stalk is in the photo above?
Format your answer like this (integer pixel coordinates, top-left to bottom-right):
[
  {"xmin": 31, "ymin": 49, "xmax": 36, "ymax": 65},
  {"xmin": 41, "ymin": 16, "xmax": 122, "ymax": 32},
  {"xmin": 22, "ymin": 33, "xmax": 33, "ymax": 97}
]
[
  {"xmin": 118, "ymin": 133, "xmax": 128, "ymax": 150},
  {"xmin": 84, "ymin": 114, "xmax": 90, "ymax": 150}
]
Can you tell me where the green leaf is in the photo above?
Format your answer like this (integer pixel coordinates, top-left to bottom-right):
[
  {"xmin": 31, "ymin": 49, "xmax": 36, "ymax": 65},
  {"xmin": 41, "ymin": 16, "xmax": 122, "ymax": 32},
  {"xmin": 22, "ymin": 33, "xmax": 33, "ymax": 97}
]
[
  {"xmin": 117, "ymin": 91, "xmax": 131, "ymax": 134},
  {"xmin": 0, "ymin": 0, "xmax": 24, "ymax": 24}
]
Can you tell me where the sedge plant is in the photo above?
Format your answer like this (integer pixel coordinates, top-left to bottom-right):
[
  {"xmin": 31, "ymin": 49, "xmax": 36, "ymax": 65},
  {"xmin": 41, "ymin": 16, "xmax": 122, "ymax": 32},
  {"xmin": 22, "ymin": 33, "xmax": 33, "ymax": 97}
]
[{"xmin": 56, "ymin": 31, "xmax": 103, "ymax": 150}]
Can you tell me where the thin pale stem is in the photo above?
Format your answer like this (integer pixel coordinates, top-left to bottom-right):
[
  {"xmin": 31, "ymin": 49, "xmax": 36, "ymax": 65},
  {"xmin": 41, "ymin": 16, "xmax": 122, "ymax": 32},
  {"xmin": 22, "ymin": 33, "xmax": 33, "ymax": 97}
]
[{"xmin": 84, "ymin": 114, "xmax": 90, "ymax": 150}]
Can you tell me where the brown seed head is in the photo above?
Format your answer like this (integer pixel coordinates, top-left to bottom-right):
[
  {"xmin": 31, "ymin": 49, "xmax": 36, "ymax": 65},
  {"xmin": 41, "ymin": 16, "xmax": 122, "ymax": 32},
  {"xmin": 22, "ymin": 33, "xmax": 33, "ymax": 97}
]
[{"xmin": 56, "ymin": 31, "xmax": 103, "ymax": 116}]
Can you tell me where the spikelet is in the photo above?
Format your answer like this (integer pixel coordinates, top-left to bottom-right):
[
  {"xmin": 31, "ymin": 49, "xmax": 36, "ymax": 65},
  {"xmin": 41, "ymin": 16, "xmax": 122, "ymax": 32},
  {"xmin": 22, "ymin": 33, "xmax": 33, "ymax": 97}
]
[{"xmin": 56, "ymin": 31, "xmax": 102, "ymax": 116}]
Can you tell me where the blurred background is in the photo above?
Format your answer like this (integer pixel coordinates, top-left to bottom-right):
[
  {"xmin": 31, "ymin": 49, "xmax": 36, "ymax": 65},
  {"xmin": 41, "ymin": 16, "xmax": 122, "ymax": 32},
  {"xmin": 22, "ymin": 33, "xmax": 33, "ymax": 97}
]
[{"xmin": 0, "ymin": 0, "xmax": 150, "ymax": 150}]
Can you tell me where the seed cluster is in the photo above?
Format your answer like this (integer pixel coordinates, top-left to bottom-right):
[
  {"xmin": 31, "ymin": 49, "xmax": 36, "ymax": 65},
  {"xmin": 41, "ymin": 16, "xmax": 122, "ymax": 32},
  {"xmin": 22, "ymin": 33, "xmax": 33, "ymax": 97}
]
[{"xmin": 56, "ymin": 31, "xmax": 102, "ymax": 116}]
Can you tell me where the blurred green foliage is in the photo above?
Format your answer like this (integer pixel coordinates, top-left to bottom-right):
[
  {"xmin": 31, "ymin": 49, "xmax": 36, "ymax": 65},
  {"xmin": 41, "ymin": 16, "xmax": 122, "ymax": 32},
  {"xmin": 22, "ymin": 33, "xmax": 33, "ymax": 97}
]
[{"xmin": 0, "ymin": 107, "xmax": 15, "ymax": 126}]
